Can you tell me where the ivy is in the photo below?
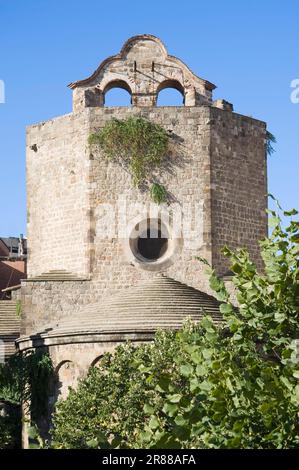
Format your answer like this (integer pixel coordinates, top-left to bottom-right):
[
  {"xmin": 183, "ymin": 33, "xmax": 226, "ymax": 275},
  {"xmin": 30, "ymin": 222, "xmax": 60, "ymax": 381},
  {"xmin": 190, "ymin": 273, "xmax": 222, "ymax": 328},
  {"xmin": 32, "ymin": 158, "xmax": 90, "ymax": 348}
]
[
  {"xmin": 0, "ymin": 350, "xmax": 53, "ymax": 448},
  {"xmin": 0, "ymin": 350, "xmax": 53, "ymax": 430},
  {"xmin": 89, "ymin": 117, "xmax": 170, "ymax": 202},
  {"xmin": 0, "ymin": 407, "xmax": 21, "ymax": 449}
]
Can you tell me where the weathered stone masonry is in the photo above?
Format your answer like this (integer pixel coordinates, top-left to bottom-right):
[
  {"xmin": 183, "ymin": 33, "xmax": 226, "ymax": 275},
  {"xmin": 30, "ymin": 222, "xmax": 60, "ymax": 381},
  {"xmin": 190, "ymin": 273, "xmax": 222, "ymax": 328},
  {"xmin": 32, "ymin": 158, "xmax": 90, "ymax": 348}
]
[
  {"xmin": 23, "ymin": 109, "xmax": 266, "ymax": 334},
  {"xmin": 17, "ymin": 36, "xmax": 268, "ymax": 438}
]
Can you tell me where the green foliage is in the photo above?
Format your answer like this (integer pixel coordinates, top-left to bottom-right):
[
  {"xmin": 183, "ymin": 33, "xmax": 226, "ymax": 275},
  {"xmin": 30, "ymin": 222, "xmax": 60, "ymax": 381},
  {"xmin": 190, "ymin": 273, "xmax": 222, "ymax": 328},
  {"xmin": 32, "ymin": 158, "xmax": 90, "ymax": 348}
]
[
  {"xmin": 0, "ymin": 351, "xmax": 53, "ymax": 448},
  {"xmin": 150, "ymin": 183, "xmax": 167, "ymax": 205},
  {"xmin": 89, "ymin": 117, "xmax": 169, "ymax": 195},
  {"xmin": 266, "ymin": 130, "xmax": 276, "ymax": 157},
  {"xmin": 28, "ymin": 424, "xmax": 49, "ymax": 449},
  {"xmin": 0, "ymin": 350, "xmax": 53, "ymax": 419},
  {"xmin": 51, "ymin": 334, "xmax": 181, "ymax": 449},
  {"xmin": 51, "ymin": 206, "xmax": 299, "ymax": 449},
  {"xmin": 0, "ymin": 354, "xmax": 25, "ymax": 405},
  {"xmin": 0, "ymin": 407, "xmax": 21, "ymax": 449},
  {"xmin": 16, "ymin": 300, "xmax": 22, "ymax": 317}
]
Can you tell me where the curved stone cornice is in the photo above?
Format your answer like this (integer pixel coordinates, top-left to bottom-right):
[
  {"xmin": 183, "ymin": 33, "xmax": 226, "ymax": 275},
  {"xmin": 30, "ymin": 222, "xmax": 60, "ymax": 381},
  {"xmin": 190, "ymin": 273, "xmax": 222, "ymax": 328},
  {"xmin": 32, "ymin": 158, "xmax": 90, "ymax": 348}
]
[{"xmin": 68, "ymin": 34, "xmax": 216, "ymax": 94}]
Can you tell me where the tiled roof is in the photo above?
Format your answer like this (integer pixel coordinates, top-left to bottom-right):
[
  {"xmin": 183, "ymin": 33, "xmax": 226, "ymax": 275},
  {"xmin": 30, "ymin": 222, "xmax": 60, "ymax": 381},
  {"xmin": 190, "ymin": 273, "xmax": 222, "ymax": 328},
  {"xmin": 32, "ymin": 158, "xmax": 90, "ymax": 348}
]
[
  {"xmin": 19, "ymin": 275, "xmax": 222, "ymax": 345},
  {"xmin": 0, "ymin": 237, "xmax": 27, "ymax": 258},
  {"xmin": 0, "ymin": 301, "xmax": 20, "ymax": 360},
  {"xmin": 27, "ymin": 270, "xmax": 88, "ymax": 281}
]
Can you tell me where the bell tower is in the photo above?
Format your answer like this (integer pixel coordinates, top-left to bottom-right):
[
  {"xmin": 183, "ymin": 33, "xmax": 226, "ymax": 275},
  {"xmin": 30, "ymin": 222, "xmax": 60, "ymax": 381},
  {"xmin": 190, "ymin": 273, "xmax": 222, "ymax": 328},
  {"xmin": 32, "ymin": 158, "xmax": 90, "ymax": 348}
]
[{"xmin": 17, "ymin": 36, "xmax": 268, "ymax": 443}]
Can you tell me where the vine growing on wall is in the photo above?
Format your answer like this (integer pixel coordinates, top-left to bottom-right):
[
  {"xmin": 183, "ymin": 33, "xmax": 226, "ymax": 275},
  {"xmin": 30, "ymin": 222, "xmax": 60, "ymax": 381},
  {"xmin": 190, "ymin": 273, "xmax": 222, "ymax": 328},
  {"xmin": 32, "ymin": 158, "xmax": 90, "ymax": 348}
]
[
  {"xmin": 15, "ymin": 300, "xmax": 22, "ymax": 317},
  {"xmin": 150, "ymin": 182, "xmax": 167, "ymax": 205},
  {"xmin": 89, "ymin": 117, "xmax": 170, "ymax": 204},
  {"xmin": 0, "ymin": 351, "xmax": 53, "ymax": 420},
  {"xmin": 0, "ymin": 350, "xmax": 53, "ymax": 448}
]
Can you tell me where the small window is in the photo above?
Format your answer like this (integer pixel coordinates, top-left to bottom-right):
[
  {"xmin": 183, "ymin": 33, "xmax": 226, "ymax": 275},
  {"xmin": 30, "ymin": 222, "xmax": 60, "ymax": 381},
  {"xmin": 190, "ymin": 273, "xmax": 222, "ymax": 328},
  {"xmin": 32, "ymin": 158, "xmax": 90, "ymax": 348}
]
[
  {"xmin": 137, "ymin": 228, "xmax": 168, "ymax": 261},
  {"xmin": 129, "ymin": 218, "xmax": 169, "ymax": 263},
  {"xmin": 126, "ymin": 216, "xmax": 182, "ymax": 271}
]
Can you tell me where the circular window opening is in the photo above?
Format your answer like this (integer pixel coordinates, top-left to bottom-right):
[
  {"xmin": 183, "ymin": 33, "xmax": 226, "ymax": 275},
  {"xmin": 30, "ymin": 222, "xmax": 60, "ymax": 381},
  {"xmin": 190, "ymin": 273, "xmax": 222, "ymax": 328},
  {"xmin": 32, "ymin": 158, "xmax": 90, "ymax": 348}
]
[
  {"xmin": 129, "ymin": 218, "xmax": 171, "ymax": 265},
  {"xmin": 137, "ymin": 228, "xmax": 168, "ymax": 261}
]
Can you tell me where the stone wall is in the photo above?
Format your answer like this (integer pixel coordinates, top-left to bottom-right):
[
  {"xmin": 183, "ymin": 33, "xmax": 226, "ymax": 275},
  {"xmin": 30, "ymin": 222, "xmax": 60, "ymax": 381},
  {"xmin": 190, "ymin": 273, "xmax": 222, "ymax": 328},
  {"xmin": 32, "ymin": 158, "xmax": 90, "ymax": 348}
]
[
  {"xmin": 26, "ymin": 112, "xmax": 90, "ymax": 278},
  {"xmin": 210, "ymin": 108, "xmax": 267, "ymax": 275},
  {"xmin": 24, "ymin": 104, "xmax": 266, "ymax": 336},
  {"xmin": 50, "ymin": 341, "xmax": 121, "ymax": 400},
  {"xmin": 88, "ymin": 105, "xmax": 212, "ymax": 295},
  {"xmin": 19, "ymin": 279, "xmax": 90, "ymax": 335},
  {"xmin": 24, "ymin": 105, "xmax": 213, "ymax": 334}
]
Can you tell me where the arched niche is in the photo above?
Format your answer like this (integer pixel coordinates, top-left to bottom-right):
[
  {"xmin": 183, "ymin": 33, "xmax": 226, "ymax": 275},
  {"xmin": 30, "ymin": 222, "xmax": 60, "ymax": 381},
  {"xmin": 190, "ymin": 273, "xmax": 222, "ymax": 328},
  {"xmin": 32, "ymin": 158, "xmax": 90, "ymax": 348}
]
[
  {"xmin": 156, "ymin": 80, "xmax": 185, "ymax": 106},
  {"xmin": 103, "ymin": 80, "xmax": 132, "ymax": 107},
  {"xmin": 54, "ymin": 360, "xmax": 80, "ymax": 401},
  {"xmin": 90, "ymin": 355, "xmax": 104, "ymax": 368}
]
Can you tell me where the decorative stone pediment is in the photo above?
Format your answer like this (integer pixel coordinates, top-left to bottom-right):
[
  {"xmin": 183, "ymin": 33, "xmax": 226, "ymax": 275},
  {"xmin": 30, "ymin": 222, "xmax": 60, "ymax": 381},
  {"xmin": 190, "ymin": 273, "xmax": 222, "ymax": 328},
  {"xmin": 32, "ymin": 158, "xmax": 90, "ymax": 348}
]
[{"xmin": 69, "ymin": 34, "xmax": 216, "ymax": 110}]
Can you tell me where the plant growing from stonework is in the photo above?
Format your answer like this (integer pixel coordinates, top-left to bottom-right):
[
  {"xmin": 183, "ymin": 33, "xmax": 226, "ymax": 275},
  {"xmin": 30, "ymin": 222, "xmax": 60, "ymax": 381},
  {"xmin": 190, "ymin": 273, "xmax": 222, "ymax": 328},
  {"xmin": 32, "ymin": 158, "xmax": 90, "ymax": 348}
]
[
  {"xmin": 16, "ymin": 300, "xmax": 22, "ymax": 317},
  {"xmin": 51, "ymin": 202, "xmax": 299, "ymax": 449},
  {"xmin": 150, "ymin": 183, "xmax": 167, "ymax": 205},
  {"xmin": 266, "ymin": 130, "xmax": 276, "ymax": 156},
  {"xmin": 89, "ymin": 117, "xmax": 170, "ymax": 203}
]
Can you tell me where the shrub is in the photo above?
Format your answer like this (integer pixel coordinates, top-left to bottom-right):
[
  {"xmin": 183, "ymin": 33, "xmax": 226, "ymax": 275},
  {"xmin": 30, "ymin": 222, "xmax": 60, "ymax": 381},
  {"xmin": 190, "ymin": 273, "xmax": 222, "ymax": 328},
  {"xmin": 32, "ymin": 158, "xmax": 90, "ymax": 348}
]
[
  {"xmin": 150, "ymin": 183, "xmax": 167, "ymax": 205},
  {"xmin": 51, "ymin": 333, "xmax": 182, "ymax": 449},
  {"xmin": 89, "ymin": 117, "xmax": 170, "ymax": 202},
  {"xmin": 0, "ymin": 350, "xmax": 53, "ymax": 448},
  {"xmin": 0, "ymin": 406, "xmax": 21, "ymax": 449}
]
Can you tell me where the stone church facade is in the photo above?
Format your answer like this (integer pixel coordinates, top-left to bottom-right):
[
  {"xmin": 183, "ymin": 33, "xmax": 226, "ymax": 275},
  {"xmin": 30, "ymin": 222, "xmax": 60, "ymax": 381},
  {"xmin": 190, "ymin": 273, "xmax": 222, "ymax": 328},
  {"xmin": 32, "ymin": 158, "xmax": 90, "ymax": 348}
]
[{"xmin": 16, "ymin": 35, "xmax": 267, "ymax": 436}]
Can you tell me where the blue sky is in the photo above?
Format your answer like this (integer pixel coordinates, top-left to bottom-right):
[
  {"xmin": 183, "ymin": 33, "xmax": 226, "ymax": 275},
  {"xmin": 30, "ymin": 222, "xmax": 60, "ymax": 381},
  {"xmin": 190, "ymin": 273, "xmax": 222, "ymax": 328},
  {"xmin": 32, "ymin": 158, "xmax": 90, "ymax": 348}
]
[{"xmin": 0, "ymin": 0, "xmax": 298, "ymax": 236}]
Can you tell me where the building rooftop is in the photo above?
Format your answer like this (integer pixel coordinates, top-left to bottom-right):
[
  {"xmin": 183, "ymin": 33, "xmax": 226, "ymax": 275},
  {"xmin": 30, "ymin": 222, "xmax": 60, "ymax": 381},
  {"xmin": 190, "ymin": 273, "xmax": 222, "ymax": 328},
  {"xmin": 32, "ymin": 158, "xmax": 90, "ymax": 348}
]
[
  {"xmin": 0, "ymin": 301, "xmax": 21, "ymax": 359},
  {"xmin": 0, "ymin": 236, "xmax": 27, "ymax": 259},
  {"xmin": 17, "ymin": 275, "xmax": 222, "ymax": 350}
]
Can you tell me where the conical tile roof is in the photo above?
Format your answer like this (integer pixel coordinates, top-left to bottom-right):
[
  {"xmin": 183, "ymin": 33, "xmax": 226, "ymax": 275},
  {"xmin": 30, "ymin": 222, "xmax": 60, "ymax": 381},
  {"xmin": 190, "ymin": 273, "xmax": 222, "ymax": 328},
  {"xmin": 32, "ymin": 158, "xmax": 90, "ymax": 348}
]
[
  {"xmin": 19, "ymin": 276, "xmax": 222, "ymax": 346},
  {"xmin": 0, "ymin": 301, "xmax": 20, "ymax": 359}
]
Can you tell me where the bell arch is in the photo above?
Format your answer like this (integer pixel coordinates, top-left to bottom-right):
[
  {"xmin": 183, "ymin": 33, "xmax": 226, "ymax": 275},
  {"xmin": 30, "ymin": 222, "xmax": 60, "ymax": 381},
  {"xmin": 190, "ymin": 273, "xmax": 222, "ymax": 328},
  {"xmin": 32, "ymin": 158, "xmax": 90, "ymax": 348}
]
[
  {"xmin": 103, "ymin": 79, "xmax": 132, "ymax": 106},
  {"xmin": 156, "ymin": 79, "xmax": 185, "ymax": 106}
]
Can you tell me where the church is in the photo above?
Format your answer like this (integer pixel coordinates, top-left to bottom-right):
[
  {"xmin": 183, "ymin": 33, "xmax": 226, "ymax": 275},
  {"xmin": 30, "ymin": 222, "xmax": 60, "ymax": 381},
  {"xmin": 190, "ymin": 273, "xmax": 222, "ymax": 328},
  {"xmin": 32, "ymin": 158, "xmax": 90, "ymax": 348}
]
[{"xmin": 16, "ymin": 35, "xmax": 267, "ymax": 437}]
